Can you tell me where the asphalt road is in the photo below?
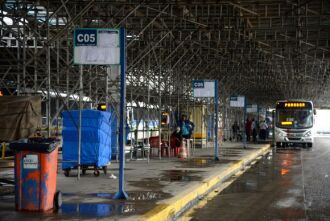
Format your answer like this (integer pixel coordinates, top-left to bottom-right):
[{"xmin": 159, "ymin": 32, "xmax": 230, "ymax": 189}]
[{"xmin": 185, "ymin": 137, "xmax": 330, "ymax": 221}]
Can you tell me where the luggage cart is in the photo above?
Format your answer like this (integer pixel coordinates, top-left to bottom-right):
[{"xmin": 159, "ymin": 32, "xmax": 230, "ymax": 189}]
[
  {"xmin": 63, "ymin": 164, "xmax": 108, "ymax": 177},
  {"xmin": 61, "ymin": 110, "xmax": 114, "ymax": 178}
]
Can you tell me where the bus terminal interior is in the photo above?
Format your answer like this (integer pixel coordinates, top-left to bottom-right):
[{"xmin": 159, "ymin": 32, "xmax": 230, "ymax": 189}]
[{"xmin": 1, "ymin": 1, "xmax": 330, "ymax": 220}]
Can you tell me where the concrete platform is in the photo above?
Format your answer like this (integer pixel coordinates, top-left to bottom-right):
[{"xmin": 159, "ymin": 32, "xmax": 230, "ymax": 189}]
[{"xmin": 0, "ymin": 142, "xmax": 270, "ymax": 221}]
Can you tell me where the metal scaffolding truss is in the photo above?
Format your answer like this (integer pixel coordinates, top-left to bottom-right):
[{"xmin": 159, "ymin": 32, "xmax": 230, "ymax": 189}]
[{"xmin": 1, "ymin": 0, "xmax": 330, "ymax": 123}]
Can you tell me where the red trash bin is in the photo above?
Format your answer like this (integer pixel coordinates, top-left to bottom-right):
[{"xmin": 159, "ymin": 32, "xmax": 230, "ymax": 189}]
[{"xmin": 10, "ymin": 142, "xmax": 61, "ymax": 211}]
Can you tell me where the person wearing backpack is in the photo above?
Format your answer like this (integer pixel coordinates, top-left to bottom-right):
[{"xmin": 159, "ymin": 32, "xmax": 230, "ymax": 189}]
[{"xmin": 178, "ymin": 114, "xmax": 194, "ymax": 139}]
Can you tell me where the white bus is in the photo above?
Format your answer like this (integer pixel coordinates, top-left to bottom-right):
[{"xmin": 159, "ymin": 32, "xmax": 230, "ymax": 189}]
[{"xmin": 275, "ymin": 100, "xmax": 314, "ymax": 148}]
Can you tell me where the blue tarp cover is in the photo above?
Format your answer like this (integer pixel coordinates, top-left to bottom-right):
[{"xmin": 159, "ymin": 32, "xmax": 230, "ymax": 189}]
[{"xmin": 62, "ymin": 110, "xmax": 113, "ymax": 169}]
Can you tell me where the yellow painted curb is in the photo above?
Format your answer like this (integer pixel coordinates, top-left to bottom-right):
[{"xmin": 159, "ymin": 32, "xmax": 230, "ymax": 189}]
[{"xmin": 137, "ymin": 144, "xmax": 271, "ymax": 221}]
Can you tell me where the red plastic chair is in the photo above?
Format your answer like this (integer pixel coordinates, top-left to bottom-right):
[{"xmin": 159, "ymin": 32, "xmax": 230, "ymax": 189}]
[{"xmin": 149, "ymin": 136, "xmax": 169, "ymax": 157}]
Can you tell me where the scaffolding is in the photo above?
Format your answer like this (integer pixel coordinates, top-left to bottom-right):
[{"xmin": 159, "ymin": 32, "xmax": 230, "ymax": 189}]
[{"xmin": 0, "ymin": 0, "xmax": 330, "ymax": 139}]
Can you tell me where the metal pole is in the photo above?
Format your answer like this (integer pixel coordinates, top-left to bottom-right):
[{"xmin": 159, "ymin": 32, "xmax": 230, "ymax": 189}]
[
  {"xmin": 106, "ymin": 67, "xmax": 110, "ymax": 111},
  {"xmin": 147, "ymin": 82, "xmax": 150, "ymax": 163},
  {"xmin": 272, "ymin": 110, "xmax": 276, "ymax": 148},
  {"xmin": 22, "ymin": 14, "xmax": 26, "ymax": 92},
  {"xmin": 56, "ymin": 40, "xmax": 60, "ymax": 131},
  {"xmin": 130, "ymin": 82, "xmax": 134, "ymax": 160},
  {"xmin": 243, "ymin": 96, "xmax": 247, "ymax": 148},
  {"xmin": 78, "ymin": 65, "xmax": 83, "ymax": 180},
  {"xmin": 214, "ymin": 80, "xmax": 219, "ymax": 161},
  {"xmin": 192, "ymin": 99, "xmax": 195, "ymax": 156},
  {"xmin": 158, "ymin": 65, "xmax": 162, "ymax": 160},
  {"xmin": 114, "ymin": 27, "xmax": 128, "ymax": 200},
  {"xmin": 47, "ymin": 6, "xmax": 51, "ymax": 137}
]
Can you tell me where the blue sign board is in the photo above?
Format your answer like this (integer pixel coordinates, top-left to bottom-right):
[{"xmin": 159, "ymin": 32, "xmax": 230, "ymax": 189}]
[
  {"xmin": 74, "ymin": 29, "xmax": 97, "ymax": 46},
  {"xmin": 230, "ymin": 96, "xmax": 238, "ymax": 101},
  {"xmin": 192, "ymin": 80, "xmax": 205, "ymax": 88}
]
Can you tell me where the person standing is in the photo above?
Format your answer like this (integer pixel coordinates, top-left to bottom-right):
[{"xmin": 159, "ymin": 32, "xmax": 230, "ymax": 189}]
[
  {"xmin": 171, "ymin": 126, "xmax": 183, "ymax": 147},
  {"xmin": 178, "ymin": 114, "xmax": 194, "ymax": 139},
  {"xmin": 245, "ymin": 118, "xmax": 252, "ymax": 142},
  {"xmin": 252, "ymin": 118, "xmax": 257, "ymax": 143},
  {"xmin": 232, "ymin": 121, "xmax": 240, "ymax": 141},
  {"xmin": 259, "ymin": 120, "xmax": 268, "ymax": 140}
]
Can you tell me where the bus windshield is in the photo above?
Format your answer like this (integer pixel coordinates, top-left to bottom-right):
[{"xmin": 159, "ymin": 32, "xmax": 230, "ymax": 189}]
[{"xmin": 276, "ymin": 109, "xmax": 313, "ymax": 129}]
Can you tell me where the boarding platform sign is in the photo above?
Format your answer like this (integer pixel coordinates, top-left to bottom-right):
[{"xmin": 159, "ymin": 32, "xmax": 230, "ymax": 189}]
[
  {"xmin": 74, "ymin": 28, "xmax": 120, "ymax": 65},
  {"xmin": 230, "ymin": 96, "xmax": 245, "ymax": 107},
  {"xmin": 246, "ymin": 104, "xmax": 258, "ymax": 113},
  {"xmin": 192, "ymin": 80, "xmax": 215, "ymax": 97}
]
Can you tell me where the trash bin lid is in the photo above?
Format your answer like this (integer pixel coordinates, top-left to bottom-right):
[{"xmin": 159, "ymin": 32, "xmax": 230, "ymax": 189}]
[{"xmin": 9, "ymin": 142, "xmax": 56, "ymax": 153}]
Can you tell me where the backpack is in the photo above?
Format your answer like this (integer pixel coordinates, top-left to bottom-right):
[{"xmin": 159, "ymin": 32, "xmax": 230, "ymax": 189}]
[{"xmin": 182, "ymin": 122, "xmax": 189, "ymax": 136}]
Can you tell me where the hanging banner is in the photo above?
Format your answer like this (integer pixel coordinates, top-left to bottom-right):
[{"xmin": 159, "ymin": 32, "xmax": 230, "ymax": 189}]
[
  {"xmin": 230, "ymin": 96, "xmax": 245, "ymax": 107},
  {"xmin": 74, "ymin": 28, "xmax": 120, "ymax": 65},
  {"xmin": 192, "ymin": 80, "xmax": 215, "ymax": 97}
]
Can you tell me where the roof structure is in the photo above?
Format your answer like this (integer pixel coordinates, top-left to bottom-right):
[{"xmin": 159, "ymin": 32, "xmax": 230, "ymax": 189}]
[{"xmin": 1, "ymin": 0, "xmax": 330, "ymax": 121}]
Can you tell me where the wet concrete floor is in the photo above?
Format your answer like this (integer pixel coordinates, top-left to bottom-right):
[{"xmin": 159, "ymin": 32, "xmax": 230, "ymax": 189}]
[
  {"xmin": 185, "ymin": 137, "xmax": 330, "ymax": 221},
  {"xmin": 0, "ymin": 190, "xmax": 172, "ymax": 221}
]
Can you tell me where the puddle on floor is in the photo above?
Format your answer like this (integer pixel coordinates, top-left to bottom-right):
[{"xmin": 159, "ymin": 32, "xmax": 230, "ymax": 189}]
[
  {"xmin": 178, "ymin": 158, "xmax": 238, "ymax": 168},
  {"xmin": 160, "ymin": 170, "xmax": 204, "ymax": 181},
  {"xmin": 0, "ymin": 190, "xmax": 171, "ymax": 220},
  {"xmin": 130, "ymin": 170, "xmax": 204, "ymax": 184},
  {"xmin": 60, "ymin": 202, "xmax": 136, "ymax": 218},
  {"xmin": 59, "ymin": 190, "xmax": 172, "ymax": 218},
  {"xmin": 128, "ymin": 179, "xmax": 166, "ymax": 190}
]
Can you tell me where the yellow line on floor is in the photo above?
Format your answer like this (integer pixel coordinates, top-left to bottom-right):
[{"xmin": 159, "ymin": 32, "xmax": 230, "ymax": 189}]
[{"xmin": 137, "ymin": 145, "xmax": 271, "ymax": 221}]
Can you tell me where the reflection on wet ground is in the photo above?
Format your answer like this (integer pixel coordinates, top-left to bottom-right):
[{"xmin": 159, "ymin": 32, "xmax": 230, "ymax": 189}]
[
  {"xmin": 178, "ymin": 157, "xmax": 238, "ymax": 168},
  {"xmin": 0, "ymin": 190, "xmax": 172, "ymax": 220},
  {"xmin": 186, "ymin": 150, "xmax": 308, "ymax": 221},
  {"xmin": 130, "ymin": 170, "xmax": 204, "ymax": 183},
  {"xmin": 186, "ymin": 139, "xmax": 330, "ymax": 221},
  {"xmin": 59, "ymin": 190, "xmax": 171, "ymax": 218},
  {"xmin": 160, "ymin": 170, "xmax": 203, "ymax": 181}
]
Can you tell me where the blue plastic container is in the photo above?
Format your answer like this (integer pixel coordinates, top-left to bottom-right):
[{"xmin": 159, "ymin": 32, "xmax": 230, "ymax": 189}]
[{"xmin": 62, "ymin": 110, "xmax": 113, "ymax": 170}]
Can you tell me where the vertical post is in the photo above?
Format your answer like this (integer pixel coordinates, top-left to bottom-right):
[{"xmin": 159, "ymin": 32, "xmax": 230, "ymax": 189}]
[
  {"xmin": 158, "ymin": 65, "xmax": 162, "ymax": 160},
  {"xmin": 22, "ymin": 14, "xmax": 26, "ymax": 92},
  {"xmin": 130, "ymin": 85, "xmax": 134, "ymax": 161},
  {"xmin": 272, "ymin": 110, "xmax": 276, "ymax": 148},
  {"xmin": 17, "ymin": 17, "xmax": 20, "ymax": 96},
  {"xmin": 34, "ymin": 44, "xmax": 38, "ymax": 92},
  {"xmin": 106, "ymin": 67, "xmax": 110, "ymax": 111},
  {"xmin": 214, "ymin": 80, "xmax": 219, "ymax": 161},
  {"xmin": 114, "ymin": 27, "xmax": 128, "ymax": 199},
  {"xmin": 56, "ymin": 40, "xmax": 60, "ymax": 129},
  {"xmin": 47, "ymin": 6, "xmax": 51, "ymax": 137},
  {"xmin": 66, "ymin": 32, "xmax": 70, "ymax": 98},
  {"xmin": 243, "ymin": 96, "xmax": 247, "ymax": 148},
  {"xmin": 77, "ymin": 65, "xmax": 83, "ymax": 180},
  {"xmin": 147, "ymin": 82, "xmax": 150, "ymax": 163}
]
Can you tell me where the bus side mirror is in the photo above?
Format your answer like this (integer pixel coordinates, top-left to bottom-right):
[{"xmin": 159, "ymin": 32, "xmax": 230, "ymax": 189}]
[{"xmin": 313, "ymin": 109, "xmax": 316, "ymax": 115}]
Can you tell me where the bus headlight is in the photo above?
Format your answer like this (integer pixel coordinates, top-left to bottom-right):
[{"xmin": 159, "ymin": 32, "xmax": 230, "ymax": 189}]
[{"xmin": 304, "ymin": 131, "xmax": 312, "ymax": 137}]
